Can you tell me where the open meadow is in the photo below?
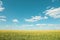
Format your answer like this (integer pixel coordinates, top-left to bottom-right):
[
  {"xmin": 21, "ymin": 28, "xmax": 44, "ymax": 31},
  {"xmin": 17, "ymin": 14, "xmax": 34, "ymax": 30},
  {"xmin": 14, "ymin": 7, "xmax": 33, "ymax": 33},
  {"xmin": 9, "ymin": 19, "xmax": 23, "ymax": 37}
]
[{"xmin": 0, "ymin": 30, "xmax": 60, "ymax": 40}]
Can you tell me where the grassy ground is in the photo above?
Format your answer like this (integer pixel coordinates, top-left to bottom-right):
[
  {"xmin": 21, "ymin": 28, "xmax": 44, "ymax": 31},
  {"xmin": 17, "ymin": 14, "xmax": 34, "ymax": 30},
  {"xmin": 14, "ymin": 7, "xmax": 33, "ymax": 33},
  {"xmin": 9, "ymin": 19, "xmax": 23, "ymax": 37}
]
[{"xmin": 0, "ymin": 30, "xmax": 60, "ymax": 40}]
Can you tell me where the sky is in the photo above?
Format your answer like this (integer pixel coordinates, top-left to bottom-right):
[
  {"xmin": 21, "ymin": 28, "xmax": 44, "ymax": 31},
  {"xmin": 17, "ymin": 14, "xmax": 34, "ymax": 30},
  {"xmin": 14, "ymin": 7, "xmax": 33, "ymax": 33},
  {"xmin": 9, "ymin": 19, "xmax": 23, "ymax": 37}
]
[{"xmin": 0, "ymin": 0, "xmax": 60, "ymax": 30}]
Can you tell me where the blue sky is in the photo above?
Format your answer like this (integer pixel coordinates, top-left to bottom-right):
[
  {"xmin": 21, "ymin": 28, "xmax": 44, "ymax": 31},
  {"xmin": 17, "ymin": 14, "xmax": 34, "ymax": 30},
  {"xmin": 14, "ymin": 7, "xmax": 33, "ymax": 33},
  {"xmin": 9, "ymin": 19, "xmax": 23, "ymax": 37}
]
[{"xmin": 0, "ymin": 0, "xmax": 60, "ymax": 30}]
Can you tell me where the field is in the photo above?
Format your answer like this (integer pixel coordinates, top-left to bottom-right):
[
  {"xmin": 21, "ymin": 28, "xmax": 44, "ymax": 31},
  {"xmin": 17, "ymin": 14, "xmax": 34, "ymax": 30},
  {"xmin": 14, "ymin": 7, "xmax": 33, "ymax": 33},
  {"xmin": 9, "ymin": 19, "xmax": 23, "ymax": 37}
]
[{"xmin": 0, "ymin": 30, "xmax": 60, "ymax": 40}]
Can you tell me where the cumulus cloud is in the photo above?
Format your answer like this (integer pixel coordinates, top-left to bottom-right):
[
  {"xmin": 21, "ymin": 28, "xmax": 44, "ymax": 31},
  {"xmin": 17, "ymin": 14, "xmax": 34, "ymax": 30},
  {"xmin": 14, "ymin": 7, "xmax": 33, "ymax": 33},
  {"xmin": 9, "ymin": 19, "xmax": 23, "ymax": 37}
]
[
  {"xmin": 0, "ymin": 6, "xmax": 5, "ymax": 12},
  {"xmin": 25, "ymin": 16, "xmax": 48, "ymax": 22},
  {"xmin": 43, "ymin": 16, "xmax": 48, "ymax": 19},
  {"xmin": 0, "ymin": 19, "xmax": 6, "ymax": 22},
  {"xmin": 12, "ymin": 19, "xmax": 19, "ymax": 23},
  {"xmin": 0, "ymin": 16, "xmax": 6, "ymax": 18},
  {"xmin": 44, "ymin": 7, "xmax": 60, "ymax": 18},
  {"xmin": 0, "ymin": 16, "xmax": 6, "ymax": 22},
  {"xmin": 0, "ymin": 0, "xmax": 5, "ymax": 12},
  {"xmin": 25, "ymin": 16, "xmax": 42, "ymax": 22}
]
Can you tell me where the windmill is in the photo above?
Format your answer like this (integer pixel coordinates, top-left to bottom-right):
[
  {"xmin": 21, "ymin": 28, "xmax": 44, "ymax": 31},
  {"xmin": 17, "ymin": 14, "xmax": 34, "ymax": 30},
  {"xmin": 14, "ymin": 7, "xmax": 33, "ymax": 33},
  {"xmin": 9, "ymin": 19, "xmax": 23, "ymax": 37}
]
[{"xmin": 0, "ymin": 0, "xmax": 5, "ymax": 12}]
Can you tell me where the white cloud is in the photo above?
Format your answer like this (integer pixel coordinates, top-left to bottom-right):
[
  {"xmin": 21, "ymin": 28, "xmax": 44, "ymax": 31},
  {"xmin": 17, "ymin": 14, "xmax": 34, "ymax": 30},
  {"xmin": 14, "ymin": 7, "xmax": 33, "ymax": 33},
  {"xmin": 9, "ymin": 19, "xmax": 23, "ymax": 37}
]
[
  {"xmin": 43, "ymin": 16, "xmax": 48, "ymax": 19},
  {"xmin": 12, "ymin": 19, "xmax": 19, "ymax": 23},
  {"xmin": 0, "ymin": 7, "xmax": 5, "ymax": 12},
  {"xmin": 25, "ymin": 16, "xmax": 48, "ymax": 22},
  {"xmin": 36, "ymin": 24, "xmax": 60, "ymax": 30},
  {"xmin": 36, "ymin": 24, "xmax": 60, "ymax": 27},
  {"xmin": 0, "ymin": 0, "xmax": 5, "ymax": 12},
  {"xmin": 36, "ymin": 24, "xmax": 46, "ymax": 26},
  {"xmin": 3, "ymin": 24, "xmax": 60, "ymax": 30},
  {"xmin": 25, "ymin": 16, "xmax": 42, "ymax": 22},
  {"xmin": 44, "ymin": 7, "xmax": 60, "ymax": 18},
  {"xmin": 21, "ymin": 24, "xmax": 34, "ymax": 27},
  {"xmin": 0, "ymin": 16, "xmax": 6, "ymax": 18},
  {"xmin": 0, "ymin": 19, "xmax": 6, "ymax": 22},
  {"xmin": 0, "ymin": 16, "xmax": 6, "ymax": 22},
  {"xmin": 19, "ymin": 24, "xmax": 60, "ymax": 30}
]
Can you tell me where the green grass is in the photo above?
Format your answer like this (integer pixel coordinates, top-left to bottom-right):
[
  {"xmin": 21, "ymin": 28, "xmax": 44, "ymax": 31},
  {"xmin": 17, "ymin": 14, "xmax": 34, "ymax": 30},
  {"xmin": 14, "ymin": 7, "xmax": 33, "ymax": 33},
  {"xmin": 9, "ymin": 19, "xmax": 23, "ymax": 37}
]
[{"xmin": 0, "ymin": 30, "xmax": 60, "ymax": 40}]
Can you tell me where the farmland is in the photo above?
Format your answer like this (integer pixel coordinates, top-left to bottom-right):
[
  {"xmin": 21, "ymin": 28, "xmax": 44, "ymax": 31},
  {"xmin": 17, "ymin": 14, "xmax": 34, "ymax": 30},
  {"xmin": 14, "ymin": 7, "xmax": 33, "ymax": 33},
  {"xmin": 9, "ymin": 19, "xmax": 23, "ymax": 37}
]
[{"xmin": 0, "ymin": 30, "xmax": 60, "ymax": 40}]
